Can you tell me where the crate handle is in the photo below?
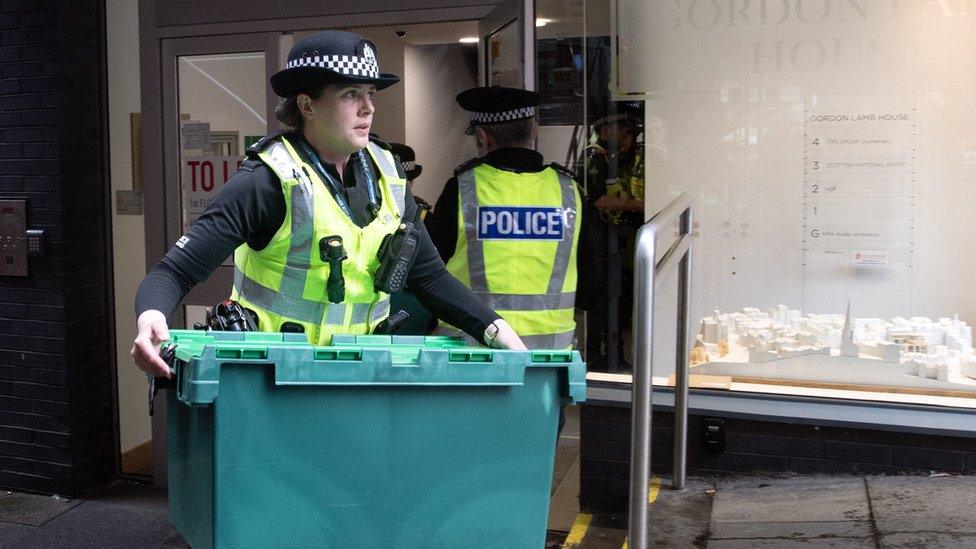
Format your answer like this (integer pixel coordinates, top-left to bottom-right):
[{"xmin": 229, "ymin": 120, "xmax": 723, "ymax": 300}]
[
  {"xmin": 448, "ymin": 351, "xmax": 493, "ymax": 363},
  {"xmin": 531, "ymin": 352, "xmax": 572, "ymax": 363},
  {"xmin": 314, "ymin": 349, "xmax": 364, "ymax": 361},
  {"xmin": 215, "ymin": 348, "xmax": 268, "ymax": 360}
]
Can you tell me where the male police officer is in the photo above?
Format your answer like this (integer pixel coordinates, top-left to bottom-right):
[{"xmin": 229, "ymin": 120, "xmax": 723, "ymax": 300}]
[{"xmin": 426, "ymin": 87, "xmax": 589, "ymax": 350}]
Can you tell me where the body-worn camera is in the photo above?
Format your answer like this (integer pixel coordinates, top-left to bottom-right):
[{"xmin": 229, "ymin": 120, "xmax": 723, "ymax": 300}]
[{"xmin": 374, "ymin": 206, "xmax": 423, "ymax": 294}]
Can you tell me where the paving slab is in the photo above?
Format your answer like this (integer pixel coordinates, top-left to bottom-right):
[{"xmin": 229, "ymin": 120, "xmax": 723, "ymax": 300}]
[
  {"xmin": 646, "ymin": 478, "xmax": 714, "ymax": 547},
  {"xmin": 709, "ymin": 538, "xmax": 875, "ymax": 548},
  {"xmin": 0, "ymin": 521, "xmax": 34, "ymax": 547},
  {"xmin": 710, "ymin": 520, "xmax": 873, "ymax": 540},
  {"xmin": 10, "ymin": 481, "xmax": 180, "ymax": 549},
  {"xmin": 712, "ymin": 476, "xmax": 870, "ymax": 523},
  {"xmin": 880, "ymin": 532, "xmax": 976, "ymax": 548},
  {"xmin": 867, "ymin": 475, "xmax": 976, "ymax": 534},
  {"xmin": 13, "ymin": 499, "xmax": 178, "ymax": 549},
  {"xmin": 549, "ymin": 454, "xmax": 581, "ymax": 532},
  {"xmin": 0, "ymin": 491, "xmax": 80, "ymax": 526}
]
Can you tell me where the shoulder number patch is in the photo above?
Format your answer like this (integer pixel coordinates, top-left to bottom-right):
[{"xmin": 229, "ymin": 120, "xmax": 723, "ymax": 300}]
[{"xmin": 477, "ymin": 206, "xmax": 564, "ymax": 240}]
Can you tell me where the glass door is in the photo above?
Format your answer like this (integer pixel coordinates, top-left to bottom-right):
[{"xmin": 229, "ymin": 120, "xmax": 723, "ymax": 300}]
[
  {"xmin": 143, "ymin": 33, "xmax": 275, "ymax": 482},
  {"xmin": 160, "ymin": 34, "xmax": 275, "ymax": 328},
  {"xmin": 479, "ymin": 0, "xmax": 535, "ymax": 89}
]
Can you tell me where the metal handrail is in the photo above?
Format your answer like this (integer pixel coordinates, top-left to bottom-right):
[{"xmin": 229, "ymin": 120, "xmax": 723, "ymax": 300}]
[{"xmin": 629, "ymin": 193, "xmax": 693, "ymax": 549}]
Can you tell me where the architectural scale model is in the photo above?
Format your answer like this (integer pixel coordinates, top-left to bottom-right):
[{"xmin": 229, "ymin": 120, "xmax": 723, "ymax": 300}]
[{"xmin": 693, "ymin": 303, "xmax": 976, "ymax": 386}]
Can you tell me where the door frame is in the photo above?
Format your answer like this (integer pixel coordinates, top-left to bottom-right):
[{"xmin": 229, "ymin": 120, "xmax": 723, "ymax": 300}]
[
  {"xmin": 158, "ymin": 33, "xmax": 278, "ymax": 320},
  {"xmin": 136, "ymin": 1, "xmax": 507, "ymax": 485},
  {"xmin": 478, "ymin": 0, "xmax": 536, "ymax": 89}
]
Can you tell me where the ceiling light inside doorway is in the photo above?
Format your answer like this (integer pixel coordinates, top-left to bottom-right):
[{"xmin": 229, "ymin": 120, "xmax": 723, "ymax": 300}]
[
  {"xmin": 458, "ymin": 37, "xmax": 479, "ymax": 44},
  {"xmin": 535, "ymin": 18, "xmax": 552, "ymax": 27}
]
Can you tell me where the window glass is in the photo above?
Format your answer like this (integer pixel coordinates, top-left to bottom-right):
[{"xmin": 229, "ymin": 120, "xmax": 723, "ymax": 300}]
[{"xmin": 606, "ymin": 1, "xmax": 976, "ymax": 408}]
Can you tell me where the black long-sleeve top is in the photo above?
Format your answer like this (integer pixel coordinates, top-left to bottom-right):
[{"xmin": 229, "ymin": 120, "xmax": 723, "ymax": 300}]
[
  {"xmin": 135, "ymin": 133, "xmax": 500, "ymax": 341},
  {"xmin": 425, "ymin": 147, "xmax": 597, "ymax": 310}
]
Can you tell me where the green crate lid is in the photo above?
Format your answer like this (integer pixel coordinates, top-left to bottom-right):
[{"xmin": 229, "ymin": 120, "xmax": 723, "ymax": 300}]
[{"xmin": 166, "ymin": 329, "xmax": 586, "ymax": 406}]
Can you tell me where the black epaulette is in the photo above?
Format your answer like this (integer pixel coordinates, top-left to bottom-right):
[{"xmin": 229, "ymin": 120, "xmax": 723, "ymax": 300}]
[
  {"xmin": 237, "ymin": 158, "xmax": 264, "ymax": 173},
  {"xmin": 244, "ymin": 132, "xmax": 286, "ymax": 159},
  {"xmin": 453, "ymin": 157, "xmax": 484, "ymax": 176},
  {"xmin": 548, "ymin": 162, "xmax": 577, "ymax": 180}
]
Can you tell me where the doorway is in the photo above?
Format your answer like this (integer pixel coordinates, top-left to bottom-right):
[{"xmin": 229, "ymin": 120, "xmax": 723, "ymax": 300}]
[{"xmin": 122, "ymin": 5, "xmax": 539, "ymax": 482}]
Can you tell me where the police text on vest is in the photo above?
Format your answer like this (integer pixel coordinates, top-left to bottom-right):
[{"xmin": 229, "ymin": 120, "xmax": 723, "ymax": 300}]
[{"xmin": 477, "ymin": 206, "xmax": 565, "ymax": 240}]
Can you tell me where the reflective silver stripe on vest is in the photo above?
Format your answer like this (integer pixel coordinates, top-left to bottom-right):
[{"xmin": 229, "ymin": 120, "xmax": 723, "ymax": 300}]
[
  {"xmin": 281, "ymin": 184, "xmax": 313, "ymax": 297},
  {"xmin": 367, "ymin": 142, "xmax": 405, "ymax": 215},
  {"xmin": 235, "ymin": 267, "xmax": 357, "ymax": 326},
  {"xmin": 389, "ymin": 182, "xmax": 405, "ymax": 216},
  {"xmin": 547, "ymin": 171, "xmax": 576, "ymax": 295},
  {"xmin": 476, "ymin": 291, "xmax": 576, "ymax": 311},
  {"xmin": 521, "ymin": 330, "xmax": 575, "ymax": 350},
  {"xmin": 371, "ymin": 298, "xmax": 390, "ymax": 323},
  {"xmin": 351, "ymin": 303, "xmax": 369, "ymax": 325},
  {"xmin": 458, "ymin": 169, "xmax": 488, "ymax": 292},
  {"xmin": 327, "ymin": 305, "xmax": 345, "ymax": 325},
  {"xmin": 259, "ymin": 141, "xmax": 315, "ymax": 304}
]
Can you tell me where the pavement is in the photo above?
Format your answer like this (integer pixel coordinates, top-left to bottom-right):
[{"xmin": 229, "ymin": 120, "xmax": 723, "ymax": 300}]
[
  {"xmin": 1, "ymin": 474, "xmax": 975, "ymax": 547},
  {"xmin": 561, "ymin": 474, "xmax": 976, "ymax": 548}
]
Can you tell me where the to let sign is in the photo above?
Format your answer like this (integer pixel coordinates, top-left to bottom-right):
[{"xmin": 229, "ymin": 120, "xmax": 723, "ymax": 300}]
[{"xmin": 182, "ymin": 156, "xmax": 244, "ymax": 229}]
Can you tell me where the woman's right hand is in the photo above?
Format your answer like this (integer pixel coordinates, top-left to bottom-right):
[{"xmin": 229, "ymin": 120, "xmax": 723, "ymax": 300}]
[{"xmin": 131, "ymin": 309, "xmax": 172, "ymax": 379}]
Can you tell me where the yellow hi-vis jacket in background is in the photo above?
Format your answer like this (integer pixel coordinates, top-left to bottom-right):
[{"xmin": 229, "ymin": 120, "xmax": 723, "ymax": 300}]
[
  {"xmin": 230, "ymin": 137, "xmax": 407, "ymax": 345},
  {"xmin": 438, "ymin": 162, "xmax": 581, "ymax": 349}
]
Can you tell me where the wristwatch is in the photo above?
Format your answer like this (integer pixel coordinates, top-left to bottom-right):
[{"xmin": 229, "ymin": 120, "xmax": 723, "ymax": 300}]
[{"xmin": 484, "ymin": 321, "xmax": 501, "ymax": 348}]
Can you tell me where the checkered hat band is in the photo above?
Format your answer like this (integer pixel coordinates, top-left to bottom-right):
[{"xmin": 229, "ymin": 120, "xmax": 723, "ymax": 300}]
[
  {"xmin": 469, "ymin": 106, "xmax": 536, "ymax": 123},
  {"xmin": 286, "ymin": 55, "xmax": 379, "ymax": 78},
  {"xmin": 401, "ymin": 160, "xmax": 416, "ymax": 170}
]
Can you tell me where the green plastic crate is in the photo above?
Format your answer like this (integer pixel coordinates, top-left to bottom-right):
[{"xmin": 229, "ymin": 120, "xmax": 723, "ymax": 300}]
[{"xmin": 165, "ymin": 330, "xmax": 586, "ymax": 548}]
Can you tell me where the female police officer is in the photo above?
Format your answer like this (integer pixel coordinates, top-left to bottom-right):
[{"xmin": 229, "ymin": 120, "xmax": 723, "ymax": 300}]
[{"xmin": 131, "ymin": 30, "xmax": 525, "ymax": 377}]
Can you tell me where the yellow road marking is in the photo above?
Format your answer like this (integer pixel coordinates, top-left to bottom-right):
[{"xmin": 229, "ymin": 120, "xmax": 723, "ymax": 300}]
[
  {"xmin": 563, "ymin": 476, "xmax": 662, "ymax": 549},
  {"xmin": 648, "ymin": 475, "xmax": 662, "ymax": 504},
  {"xmin": 562, "ymin": 513, "xmax": 592, "ymax": 548}
]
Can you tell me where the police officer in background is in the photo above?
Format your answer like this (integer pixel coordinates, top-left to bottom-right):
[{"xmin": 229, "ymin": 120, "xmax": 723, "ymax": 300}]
[
  {"xmin": 577, "ymin": 103, "xmax": 644, "ymax": 371},
  {"xmin": 387, "ymin": 141, "xmax": 437, "ymax": 335},
  {"xmin": 131, "ymin": 31, "xmax": 526, "ymax": 378},
  {"xmin": 426, "ymin": 86, "xmax": 592, "ymax": 350},
  {"xmin": 388, "ymin": 142, "xmax": 432, "ymax": 220}
]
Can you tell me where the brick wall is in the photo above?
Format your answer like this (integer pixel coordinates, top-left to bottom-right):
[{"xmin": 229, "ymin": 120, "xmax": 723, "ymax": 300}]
[
  {"xmin": 580, "ymin": 403, "xmax": 976, "ymax": 513},
  {"xmin": 0, "ymin": 0, "xmax": 114, "ymax": 496}
]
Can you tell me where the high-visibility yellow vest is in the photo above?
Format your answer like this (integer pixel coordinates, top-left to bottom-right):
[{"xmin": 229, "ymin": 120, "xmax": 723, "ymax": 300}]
[
  {"xmin": 438, "ymin": 162, "xmax": 581, "ymax": 349},
  {"xmin": 230, "ymin": 137, "xmax": 407, "ymax": 345}
]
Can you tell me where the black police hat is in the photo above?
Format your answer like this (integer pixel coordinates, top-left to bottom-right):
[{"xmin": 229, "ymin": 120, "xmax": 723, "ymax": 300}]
[
  {"xmin": 271, "ymin": 30, "xmax": 400, "ymax": 97},
  {"xmin": 389, "ymin": 143, "xmax": 422, "ymax": 181},
  {"xmin": 591, "ymin": 100, "xmax": 643, "ymax": 129},
  {"xmin": 456, "ymin": 86, "xmax": 541, "ymax": 135}
]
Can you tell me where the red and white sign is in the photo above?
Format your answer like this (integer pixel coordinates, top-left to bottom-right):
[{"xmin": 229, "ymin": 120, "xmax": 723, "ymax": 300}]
[{"xmin": 182, "ymin": 156, "xmax": 244, "ymax": 229}]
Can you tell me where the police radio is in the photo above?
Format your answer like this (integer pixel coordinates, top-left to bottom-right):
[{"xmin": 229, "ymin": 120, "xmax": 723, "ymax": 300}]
[{"xmin": 374, "ymin": 205, "xmax": 423, "ymax": 294}]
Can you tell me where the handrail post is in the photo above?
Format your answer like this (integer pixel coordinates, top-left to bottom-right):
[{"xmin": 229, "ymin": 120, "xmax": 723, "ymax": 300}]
[
  {"xmin": 629, "ymin": 224, "xmax": 656, "ymax": 548},
  {"xmin": 628, "ymin": 193, "xmax": 693, "ymax": 549},
  {"xmin": 672, "ymin": 207, "xmax": 693, "ymax": 491}
]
